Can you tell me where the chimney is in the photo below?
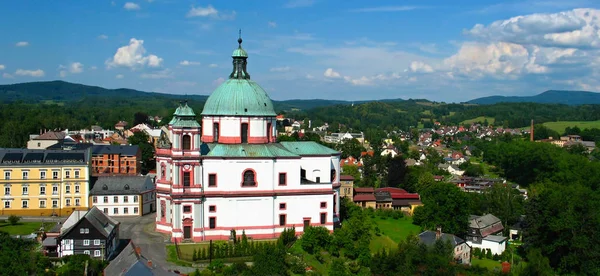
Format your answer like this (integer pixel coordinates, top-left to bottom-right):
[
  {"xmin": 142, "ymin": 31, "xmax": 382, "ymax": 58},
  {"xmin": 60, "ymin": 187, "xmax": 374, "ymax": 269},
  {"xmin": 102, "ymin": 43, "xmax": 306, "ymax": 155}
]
[
  {"xmin": 147, "ymin": 260, "xmax": 153, "ymax": 268},
  {"xmin": 530, "ymin": 119, "xmax": 534, "ymax": 142},
  {"xmin": 135, "ymin": 246, "xmax": 141, "ymax": 255},
  {"xmin": 436, "ymin": 226, "xmax": 442, "ymax": 240}
]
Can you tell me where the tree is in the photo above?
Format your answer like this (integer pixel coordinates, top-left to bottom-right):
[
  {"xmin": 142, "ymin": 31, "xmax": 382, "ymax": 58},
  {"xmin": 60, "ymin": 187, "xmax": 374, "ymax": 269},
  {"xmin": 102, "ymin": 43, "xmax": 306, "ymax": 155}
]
[
  {"xmin": 249, "ymin": 243, "xmax": 287, "ymax": 276},
  {"xmin": 341, "ymin": 165, "xmax": 362, "ymax": 185},
  {"xmin": 385, "ymin": 156, "xmax": 407, "ymax": 188},
  {"xmin": 133, "ymin": 111, "xmax": 149, "ymax": 126},
  {"xmin": 521, "ymin": 249, "xmax": 554, "ymax": 276},
  {"xmin": 482, "ymin": 183, "xmax": 525, "ymax": 234},
  {"xmin": 7, "ymin": 215, "xmax": 20, "ymax": 225},
  {"xmin": 412, "ymin": 183, "xmax": 470, "ymax": 236},
  {"xmin": 566, "ymin": 143, "xmax": 588, "ymax": 156},
  {"xmin": 329, "ymin": 257, "xmax": 350, "ymax": 276},
  {"xmin": 127, "ymin": 131, "xmax": 155, "ymax": 174},
  {"xmin": 301, "ymin": 226, "xmax": 331, "ymax": 254},
  {"xmin": 524, "ymin": 183, "xmax": 600, "ymax": 275},
  {"xmin": 337, "ymin": 138, "xmax": 364, "ymax": 159}
]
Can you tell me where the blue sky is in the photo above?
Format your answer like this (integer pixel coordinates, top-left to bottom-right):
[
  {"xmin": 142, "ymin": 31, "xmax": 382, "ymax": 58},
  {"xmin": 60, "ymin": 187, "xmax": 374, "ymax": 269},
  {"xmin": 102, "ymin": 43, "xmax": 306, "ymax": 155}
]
[{"xmin": 1, "ymin": 0, "xmax": 600, "ymax": 102}]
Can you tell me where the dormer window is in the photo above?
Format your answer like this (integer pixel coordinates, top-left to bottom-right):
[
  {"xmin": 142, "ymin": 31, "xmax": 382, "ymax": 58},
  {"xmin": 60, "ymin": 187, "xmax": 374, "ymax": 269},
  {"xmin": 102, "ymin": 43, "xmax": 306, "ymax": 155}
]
[
  {"xmin": 242, "ymin": 170, "xmax": 256, "ymax": 187},
  {"xmin": 182, "ymin": 135, "xmax": 191, "ymax": 150},
  {"xmin": 124, "ymin": 184, "xmax": 130, "ymax": 190},
  {"xmin": 102, "ymin": 184, "xmax": 108, "ymax": 190}
]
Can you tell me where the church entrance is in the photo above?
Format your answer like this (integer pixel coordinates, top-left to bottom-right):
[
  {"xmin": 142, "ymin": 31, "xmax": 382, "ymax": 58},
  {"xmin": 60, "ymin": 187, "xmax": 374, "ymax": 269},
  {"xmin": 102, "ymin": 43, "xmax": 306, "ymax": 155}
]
[{"xmin": 183, "ymin": 226, "xmax": 191, "ymax": 239}]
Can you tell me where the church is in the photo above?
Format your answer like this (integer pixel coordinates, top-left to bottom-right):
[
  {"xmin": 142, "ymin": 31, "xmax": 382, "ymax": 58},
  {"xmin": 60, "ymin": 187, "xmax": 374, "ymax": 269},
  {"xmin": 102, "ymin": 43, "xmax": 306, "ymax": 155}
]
[{"xmin": 155, "ymin": 35, "xmax": 341, "ymax": 242}]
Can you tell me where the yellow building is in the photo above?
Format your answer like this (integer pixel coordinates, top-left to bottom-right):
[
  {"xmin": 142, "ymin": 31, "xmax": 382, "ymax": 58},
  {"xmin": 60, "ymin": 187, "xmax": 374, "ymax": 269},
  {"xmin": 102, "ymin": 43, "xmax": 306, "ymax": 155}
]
[{"xmin": 0, "ymin": 148, "xmax": 91, "ymax": 217}]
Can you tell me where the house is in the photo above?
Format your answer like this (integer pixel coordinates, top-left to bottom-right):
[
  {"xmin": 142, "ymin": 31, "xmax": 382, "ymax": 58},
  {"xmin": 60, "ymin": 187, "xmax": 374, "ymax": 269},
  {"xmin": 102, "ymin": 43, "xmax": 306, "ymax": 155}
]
[
  {"xmin": 27, "ymin": 130, "xmax": 69, "ymax": 149},
  {"xmin": 91, "ymin": 145, "xmax": 142, "ymax": 176},
  {"xmin": 103, "ymin": 241, "xmax": 177, "ymax": 275},
  {"xmin": 115, "ymin": 121, "xmax": 129, "ymax": 131},
  {"xmin": 376, "ymin": 187, "xmax": 422, "ymax": 214},
  {"xmin": 419, "ymin": 228, "xmax": 471, "ymax": 265},
  {"xmin": 466, "ymin": 214, "xmax": 507, "ymax": 255},
  {"xmin": 380, "ymin": 145, "xmax": 399, "ymax": 158},
  {"xmin": 55, "ymin": 206, "xmax": 120, "ymax": 260},
  {"xmin": 438, "ymin": 164, "xmax": 464, "ymax": 176},
  {"xmin": 0, "ymin": 148, "xmax": 92, "ymax": 217},
  {"xmin": 339, "ymin": 175, "xmax": 354, "ymax": 198},
  {"xmin": 353, "ymin": 187, "xmax": 376, "ymax": 208},
  {"xmin": 374, "ymin": 191, "xmax": 393, "ymax": 209},
  {"xmin": 90, "ymin": 176, "xmax": 156, "ymax": 217}
]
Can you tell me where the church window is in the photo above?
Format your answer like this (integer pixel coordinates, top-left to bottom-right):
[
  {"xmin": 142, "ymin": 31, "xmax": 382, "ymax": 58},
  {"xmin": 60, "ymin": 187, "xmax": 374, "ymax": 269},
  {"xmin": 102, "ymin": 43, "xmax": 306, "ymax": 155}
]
[
  {"xmin": 213, "ymin": 123, "xmax": 219, "ymax": 142},
  {"xmin": 267, "ymin": 123, "xmax": 272, "ymax": 142},
  {"xmin": 161, "ymin": 165, "xmax": 166, "ymax": 180},
  {"xmin": 208, "ymin": 174, "xmax": 217, "ymax": 187},
  {"xmin": 183, "ymin": 172, "xmax": 191, "ymax": 187},
  {"xmin": 278, "ymin": 173, "xmax": 286, "ymax": 186},
  {"xmin": 242, "ymin": 170, "xmax": 256, "ymax": 187},
  {"xmin": 209, "ymin": 217, "xmax": 216, "ymax": 229},
  {"xmin": 279, "ymin": 214, "xmax": 286, "ymax": 226},
  {"xmin": 241, "ymin": 123, "xmax": 248, "ymax": 143},
  {"xmin": 182, "ymin": 135, "xmax": 191, "ymax": 150},
  {"xmin": 331, "ymin": 169, "xmax": 336, "ymax": 182}
]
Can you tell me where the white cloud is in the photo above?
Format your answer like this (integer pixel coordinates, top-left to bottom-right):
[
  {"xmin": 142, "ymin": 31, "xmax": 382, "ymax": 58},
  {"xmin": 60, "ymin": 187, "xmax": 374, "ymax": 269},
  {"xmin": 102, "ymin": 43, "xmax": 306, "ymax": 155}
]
[
  {"xmin": 69, "ymin": 62, "xmax": 84, "ymax": 74},
  {"xmin": 349, "ymin": 6, "xmax": 421, "ymax": 13},
  {"xmin": 15, "ymin": 69, "xmax": 44, "ymax": 77},
  {"xmin": 209, "ymin": 63, "xmax": 218, "ymax": 68},
  {"xmin": 2, "ymin": 73, "xmax": 13, "ymax": 79},
  {"xmin": 268, "ymin": 21, "xmax": 277, "ymax": 28},
  {"xmin": 270, "ymin": 66, "xmax": 291, "ymax": 72},
  {"xmin": 187, "ymin": 5, "xmax": 236, "ymax": 20},
  {"xmin": 466, "ymin": 8, "xmax": 600, "ymax": 49},
  {"xmin": 98, "ymin": 34, "xmax": 108, "ymax": 40},
  {"xmin": 324, "ymin": 68, "xmax": 341, "ymax": 78},
  {"xmin": 90, "ymin": 66, "xmax": 98, "ymax": 70},
  {"xmin": 15, "ymin": 41, "xmax": 29, "ymax": 47},
  {"xmin": 116, "ymin": 74, "xmax": 124, "ymax": 79},
  {"xmin": 213, "ymin": 77, "xmax": 225, "ymax": 86},
  {"xmin": 180, "ymin": 60, "xmax": 201, "ymax": 66},
  {"xmin": 106, "ymin": 38, "xmax": 163, "ymax": 69},
  {"xmin": 140, "ymin": 69, "xmax": 173, "ymax": 79},
  {"xmin": 124, "ymin": 2, "xmax": 140, "ymax": 10},
  {"xmin": 284, "ymin": 0, "xmax": 315, "ymax": 8},
  {"xmin": 0, "ymin": 65, "xmax": 4, "ymax": 70},
  {"xmin": 409, "ymin": 61, "xmax": 434, "ymax": 73}
]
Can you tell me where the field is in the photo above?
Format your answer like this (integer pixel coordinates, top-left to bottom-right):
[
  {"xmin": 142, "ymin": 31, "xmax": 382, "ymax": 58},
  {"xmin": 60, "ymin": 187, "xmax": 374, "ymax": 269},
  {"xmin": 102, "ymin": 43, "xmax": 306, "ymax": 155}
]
[
  {"xmin": 541, "ymin": 120, "xmax": 600, "ymax": 134},
  {"xmin": 0, "ymin": 221, "xmax": 56, "ymax": 235},
  {"xmin": 472, "ymin": 258, "xmax": 502, "ymax": 270},
  {"xmin": 370, "ymin": 216, "xmax": 422, "ymax": 251},
  {"xmin": 460, "ymin": 116, "xmax": 496, "ymax": 125}
]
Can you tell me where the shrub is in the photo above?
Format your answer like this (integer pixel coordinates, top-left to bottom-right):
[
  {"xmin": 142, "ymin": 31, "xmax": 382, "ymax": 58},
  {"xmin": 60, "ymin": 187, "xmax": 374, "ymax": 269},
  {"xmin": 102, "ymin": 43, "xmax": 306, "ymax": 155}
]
[
  {"xmin": 8, "ymin": 215, "xmax": 20, "ymax": 225},
  {"xmin": 391, "ymin": 210, "xmax": 403, "ymax": 219},
  {"xmin": 278, "ymin": 227, "xmax": 297, "ymax": 246},
  {"xmin": 473, "ymin": 248, "xmax": 482, "ymax": 259},
  {"xmin": 301, "ymin": 226, "xmax": 332, "ymax": 254},
  {"xmin": 374, "ymin": 226, "xmax": 381, "ymax": 236}
]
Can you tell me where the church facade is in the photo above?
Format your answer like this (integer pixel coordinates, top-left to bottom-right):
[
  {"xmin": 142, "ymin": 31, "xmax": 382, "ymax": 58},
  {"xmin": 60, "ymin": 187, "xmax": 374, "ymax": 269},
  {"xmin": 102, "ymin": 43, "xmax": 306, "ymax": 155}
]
[{"xmin": 155, "ymin": 35, "xmax": 341, "ymax": 242}]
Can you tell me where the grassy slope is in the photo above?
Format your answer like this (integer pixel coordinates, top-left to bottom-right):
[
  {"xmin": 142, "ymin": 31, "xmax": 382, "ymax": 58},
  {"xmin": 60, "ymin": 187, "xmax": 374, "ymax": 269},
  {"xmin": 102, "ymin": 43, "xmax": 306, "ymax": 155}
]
[
  {"xmin": 471, "ymin": 258, "xmax": 502, "ymax": 270},
  {"xmin": 460, "ymin": 116, "xmax": 496, "ymax": 125},
  {"xmin": 374, "ymin": 217, "xmax": 421, "ymax": 243},
  {"xmin": 541, "ymin": 120, "xmax": 600, "ymax": 134},
  {"xmin": 0, "ymin": 222, "xmax": 55, "ymax": 235}
]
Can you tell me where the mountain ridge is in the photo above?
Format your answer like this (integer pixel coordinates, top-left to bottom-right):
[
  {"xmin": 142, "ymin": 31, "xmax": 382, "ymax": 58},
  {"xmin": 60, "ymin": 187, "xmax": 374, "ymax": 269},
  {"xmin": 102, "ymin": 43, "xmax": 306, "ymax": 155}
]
[{"xmin": 467, "ymin": 90, "xmax": 600, "ymax": 105}]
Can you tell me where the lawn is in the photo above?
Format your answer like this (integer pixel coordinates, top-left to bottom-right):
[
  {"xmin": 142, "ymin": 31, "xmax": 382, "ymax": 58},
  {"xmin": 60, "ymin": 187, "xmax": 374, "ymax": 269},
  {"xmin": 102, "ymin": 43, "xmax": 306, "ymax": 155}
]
[
  {"xmin": 469, "ymin": 157, "xmax": 500, "ymax": 178},
  {"xmin": 472, "ymin": 258, "xmax": 502, "ymax": 270},
  {"xmin": 0, "ymin": 221, "xmax": 56, "ymax": 235},
  {"xmin": 460, "ymin": 116, "xmax": 496, "ymax": 125},
  {"xmin": 168, "ymin": 239, "xmax": 277, "ymax": 262},
  {"xmin": 541, "ymin": 120, "xmax": 600, "ymax": 134},
  {"xmin": 373, "ymin": 217, "xmax": 421, "ymax": 243}
]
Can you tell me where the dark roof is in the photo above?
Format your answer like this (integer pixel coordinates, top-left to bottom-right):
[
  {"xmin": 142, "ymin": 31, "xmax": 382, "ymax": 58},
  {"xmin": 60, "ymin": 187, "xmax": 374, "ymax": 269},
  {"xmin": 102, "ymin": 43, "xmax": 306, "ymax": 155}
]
[
  {"xmin": 34, "ymin": 131, "xmax": 67, "ymax": 140},
  {"xmin": 92, "ymin": 145, "xmax": 140, "ymax": 156},
  {"xmin": 0, "ymin": 148, "xmax": 89, "ymax": 165},
  {"xmin": 392, "ymin": 199, "xmax": 422, "ymax": 207},
  {"xmin": 90, "ymin": 176, "xmax": 154, "ymax": 195},
  {"xmin": 104, "ymin": 241, "xmax": 177, "ymax": 276},
  {"xmin": 60, "ymin": 206, "xmax": 119, "ymax": 238},
  {"xmin": 419, "ymin": 230, "xmax": 465, "ymax": 247},
  {"xmin": 469, "ymin": 214, "xmax": 504, "ymax": 237},
  {"xmin": 375, "ymin": 191, "xmax": 392, "ymax": 202}
]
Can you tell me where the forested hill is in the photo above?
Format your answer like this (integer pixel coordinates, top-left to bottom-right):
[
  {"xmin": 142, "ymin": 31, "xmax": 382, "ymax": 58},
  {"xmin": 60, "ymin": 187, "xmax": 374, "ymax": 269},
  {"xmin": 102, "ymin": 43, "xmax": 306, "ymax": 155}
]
[
  {"xmin": 0, "ymin": 80, "xmax": 386, "ymax": 111},
  {"xmin": 468, "ymin": 90, "xmax": 600, "ymax": 105}
]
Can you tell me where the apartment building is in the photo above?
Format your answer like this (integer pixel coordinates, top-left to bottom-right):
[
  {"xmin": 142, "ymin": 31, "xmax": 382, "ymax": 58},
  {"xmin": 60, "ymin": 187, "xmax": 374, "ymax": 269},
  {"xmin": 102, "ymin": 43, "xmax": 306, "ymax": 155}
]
[
  {"xmin": 0, "ymin": 148, "xmax": 91, "ymax": 217},
  {"xmin": 91, "ymin": 145, "xmax": 141, "ymax": 176}
]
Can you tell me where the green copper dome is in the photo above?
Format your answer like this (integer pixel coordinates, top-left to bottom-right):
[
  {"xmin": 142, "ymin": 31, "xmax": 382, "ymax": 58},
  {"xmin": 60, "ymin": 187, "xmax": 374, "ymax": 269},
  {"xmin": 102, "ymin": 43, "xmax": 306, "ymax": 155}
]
[
  {"xmin": 169, "ymin": 101, "xmax": 201, "ymax": 127},
  {"xmin": 201, "ymin": 33, "xmax": 276, "ymax": 117},
  {"xmin": 201, "ymin": 79, "xmax": 276, "ymax": 116}
]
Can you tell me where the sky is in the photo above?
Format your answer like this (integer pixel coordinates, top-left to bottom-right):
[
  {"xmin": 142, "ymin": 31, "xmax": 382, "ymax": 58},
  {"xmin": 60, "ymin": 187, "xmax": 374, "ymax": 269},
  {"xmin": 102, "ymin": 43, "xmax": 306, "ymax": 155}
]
[{"xmin": 1, "ymin": 0, "xmax": 600, "ymax": 102}]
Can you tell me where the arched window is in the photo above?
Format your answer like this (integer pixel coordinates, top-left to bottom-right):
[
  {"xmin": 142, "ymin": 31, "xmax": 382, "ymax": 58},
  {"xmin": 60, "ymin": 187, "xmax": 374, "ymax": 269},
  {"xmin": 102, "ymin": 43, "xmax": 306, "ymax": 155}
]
[
  {"xmin": 124, "ymin": 184, "xmax": 130, "ymax": 190},
  {"xmin": 267, "ymin": 123, "xmax": 272, "ymax": 143},
  {"xmin": 241, "ymin": 123, "xmax": 249, "ymax": 143},
  {"xmin": 102, "ymin": 184, "xmax": 108, "ymax": 190},
  {"xmin": 242, "ymin": 170, "xmax": 256, "ymax": 186},
  {"xmin": 161, "ymin": 165, "xmax": 166, "ymax": 180},
  {"xmin": 182, "ymin": 135, "xmax": 191, "ymax": 150},
  {"xmin": 213, "ymin": 123, "xmax": 219, "ymax": 142}
]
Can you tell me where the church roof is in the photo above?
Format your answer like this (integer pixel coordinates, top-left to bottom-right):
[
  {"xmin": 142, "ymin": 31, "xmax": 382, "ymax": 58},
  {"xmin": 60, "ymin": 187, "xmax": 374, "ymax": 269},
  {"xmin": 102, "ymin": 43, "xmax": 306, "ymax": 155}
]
[
  {"xmin": 204, "ymin": 143, "xmax": 299, "ymax": 158},
  {"xmin": 169, "ymin": 101, "xmax": 201, "ymax": 128},
  {"xmin": 201, "ymin": 33, "xmax": 276, "ymax": 117},
  {"xmin": 280, "ymin": 141, "xmax": 340, "ymax": 156}
]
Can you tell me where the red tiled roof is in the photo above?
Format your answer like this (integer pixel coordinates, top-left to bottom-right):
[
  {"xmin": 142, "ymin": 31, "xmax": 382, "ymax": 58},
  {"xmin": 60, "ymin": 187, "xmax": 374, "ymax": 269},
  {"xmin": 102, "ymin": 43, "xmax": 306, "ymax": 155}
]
[
  {"xmin": 376, "ymin": 187, "xmax": 420, "ymax": 200},
  {"xmin": 354, "ymin": 187, "xmax": 374, "ymax": 193},
  {"xmin": 377, "ymin": 187, "xmax": 408, "ymax": 194},
  {"xmin": 361, "ymin": 151, "xmax": 374, "ymax": 157},
  {"xmin": 354, "ymin": 194, "xmax": 376, "ymax": 202},
  {"xmin": 340, "ymin": 175, "xmax": 354, "ymax": 181},
  {"xmin": 35, "ymin": 131, "xmax": 66, "ymax": 140}
]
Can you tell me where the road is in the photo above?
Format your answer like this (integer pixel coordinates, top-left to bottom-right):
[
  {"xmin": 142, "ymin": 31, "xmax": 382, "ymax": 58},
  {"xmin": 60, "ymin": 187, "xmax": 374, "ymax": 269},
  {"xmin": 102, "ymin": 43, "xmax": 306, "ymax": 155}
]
[{"xmin": 116, "ymin": 214, "xmax": 197, "ymax": 274}]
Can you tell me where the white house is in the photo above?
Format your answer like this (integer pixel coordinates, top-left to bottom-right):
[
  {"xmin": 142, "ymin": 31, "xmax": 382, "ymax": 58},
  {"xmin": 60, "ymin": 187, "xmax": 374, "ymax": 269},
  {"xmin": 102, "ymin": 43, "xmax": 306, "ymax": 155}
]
[
  {"xmin": 466, "ymin": 214, "xmax": 507, "ymax": 255},
  {"xmin": 155, "ymin": 36, "xmax": 340, "ymax": 242},
  {"xmin": 90, "ymin": 176, "xmax": 156, "ymax": 216}
]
